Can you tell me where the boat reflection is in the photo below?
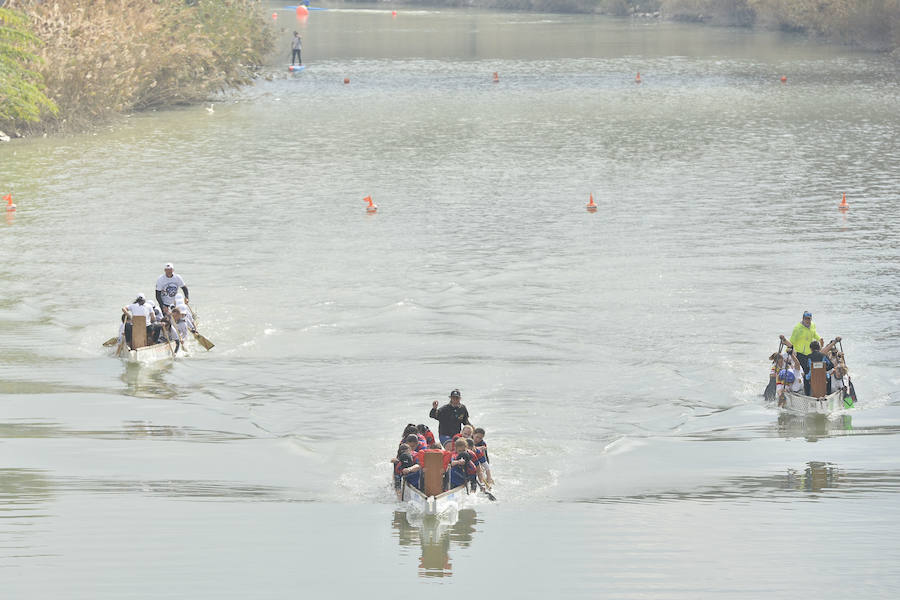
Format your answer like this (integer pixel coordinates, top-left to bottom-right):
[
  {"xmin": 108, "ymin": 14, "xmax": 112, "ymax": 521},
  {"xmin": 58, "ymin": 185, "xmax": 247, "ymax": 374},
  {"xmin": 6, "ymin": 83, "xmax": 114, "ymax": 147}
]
[
  {"xmin": 120, "ymin": 361, "xmax": 178, "ymax": 398},
  {"xmin": 787, "ymin": 461, "xmax": 842, "ymax": 492},
  {"xmin": 391, "ymin": 508, "xmax": 478, "ymax": 578},
  {"xmin": 775, "ymin": 412, "xmax": 853, "ymax": 442}
]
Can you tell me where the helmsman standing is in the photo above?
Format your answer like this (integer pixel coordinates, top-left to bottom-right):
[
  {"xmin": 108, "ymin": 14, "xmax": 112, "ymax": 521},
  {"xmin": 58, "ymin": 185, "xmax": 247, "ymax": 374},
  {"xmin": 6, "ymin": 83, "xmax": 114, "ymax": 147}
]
[{"xmin": 155, "ymin": 262, "xmax": 189, "ymax": 316}]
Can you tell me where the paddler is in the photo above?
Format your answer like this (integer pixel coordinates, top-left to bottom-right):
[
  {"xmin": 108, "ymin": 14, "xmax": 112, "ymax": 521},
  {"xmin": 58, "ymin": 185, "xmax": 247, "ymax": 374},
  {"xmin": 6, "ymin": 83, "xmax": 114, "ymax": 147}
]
[{"xmin": 291, "ymin": 31, "xmax": 302, "ymax": 66}]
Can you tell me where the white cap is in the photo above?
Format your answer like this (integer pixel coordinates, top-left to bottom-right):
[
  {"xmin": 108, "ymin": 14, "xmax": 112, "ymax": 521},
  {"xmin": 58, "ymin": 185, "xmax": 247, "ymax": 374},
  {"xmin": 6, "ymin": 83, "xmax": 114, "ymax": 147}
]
[
  {"xmin": 136, "ymin": 293, "xmax": 146, "ymax": 300},
  {"xmin": 164, "ymin": 263, "xmax": 174, "ymax": 270}
]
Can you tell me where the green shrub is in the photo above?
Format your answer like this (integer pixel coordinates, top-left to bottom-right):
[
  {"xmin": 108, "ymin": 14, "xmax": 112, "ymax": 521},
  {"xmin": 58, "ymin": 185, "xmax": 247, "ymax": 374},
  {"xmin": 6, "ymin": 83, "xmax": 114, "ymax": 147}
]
[{"xmin": 0, "ymin": 6, "xmax": 58, "ymax": 124}]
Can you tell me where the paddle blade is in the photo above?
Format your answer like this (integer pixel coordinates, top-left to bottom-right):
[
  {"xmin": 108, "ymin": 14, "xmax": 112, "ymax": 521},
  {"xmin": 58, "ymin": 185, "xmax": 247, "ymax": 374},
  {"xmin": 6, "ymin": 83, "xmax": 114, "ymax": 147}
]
[
  {"xmin": 102, "ymin": 336, "xmax": 119, "ymax": 347},
  {"xmin": 193, "ymin": 331, "xmax": 215, "ymax": 350},
  {"xmin": 763, "ymin": 375, "xmax": 776, "ymax": 402},
  {"xmin": 479, "ymin": 484, "xmax": 497, "ymax": 501},
  {"xmin": 848, "ymin": 380, "xmax": 858, "ymax": 406}
]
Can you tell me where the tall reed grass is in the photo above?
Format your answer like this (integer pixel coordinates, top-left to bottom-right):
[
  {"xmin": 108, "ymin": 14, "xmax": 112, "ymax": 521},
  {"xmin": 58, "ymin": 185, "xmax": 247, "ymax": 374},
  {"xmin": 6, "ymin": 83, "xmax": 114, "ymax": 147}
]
[{"xmin": 5, "ymin": 0, "xmax": 272, "ymax": 133}]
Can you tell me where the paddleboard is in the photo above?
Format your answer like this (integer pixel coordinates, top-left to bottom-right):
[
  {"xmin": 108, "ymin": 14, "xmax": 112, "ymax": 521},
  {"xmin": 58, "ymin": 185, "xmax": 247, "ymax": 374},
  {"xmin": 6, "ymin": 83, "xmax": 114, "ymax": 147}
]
[
  {"xmin": 288, "ymin": 65, "xmax": 305, "ymax": 72},
  {"xmin": 286, "ymin": 5, "xmax": 328, "ymax": 9}
]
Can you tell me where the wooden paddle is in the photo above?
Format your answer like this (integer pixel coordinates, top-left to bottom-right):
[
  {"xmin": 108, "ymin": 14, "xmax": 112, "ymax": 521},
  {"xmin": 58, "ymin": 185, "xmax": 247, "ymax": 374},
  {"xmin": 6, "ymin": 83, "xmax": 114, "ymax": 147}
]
[
  {"xmin": 763, "ymin": 340, "xmax": 783, "ymax": 402},
  {"xmin": 158, "ymin": 316, "xmax": 177, "ymax": 357},
  {"xmin": 185, "ymin": 302, "xmax": 215, "ymax": 350},
  {"xmin": 102, "ymin": 336, "xmax": 118, "ymax": 347}
]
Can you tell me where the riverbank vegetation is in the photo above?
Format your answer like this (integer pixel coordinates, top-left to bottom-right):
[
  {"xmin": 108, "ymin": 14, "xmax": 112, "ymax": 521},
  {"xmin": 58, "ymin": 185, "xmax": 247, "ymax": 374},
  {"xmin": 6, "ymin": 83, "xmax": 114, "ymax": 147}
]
[
  {"xmin": 1, "ymin": 0, "xmax": 272, "ymax": 136},
  {"xmin": 397, "ymin": 0, "xmax": 900, "ymax": 52}
]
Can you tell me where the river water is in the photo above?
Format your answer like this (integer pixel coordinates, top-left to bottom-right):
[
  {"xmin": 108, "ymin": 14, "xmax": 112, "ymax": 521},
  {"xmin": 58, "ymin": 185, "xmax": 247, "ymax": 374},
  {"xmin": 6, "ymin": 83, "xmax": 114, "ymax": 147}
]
[{"xmin": 2, "ymin": 3, "xmax": 899, "ymax": 597}]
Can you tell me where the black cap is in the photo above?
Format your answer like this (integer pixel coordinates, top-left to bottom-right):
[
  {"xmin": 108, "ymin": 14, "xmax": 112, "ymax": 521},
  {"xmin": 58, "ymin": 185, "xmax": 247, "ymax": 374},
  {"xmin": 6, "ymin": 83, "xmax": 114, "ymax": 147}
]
[{"xmin": 449, "ymin": 389, "xmax": 461, "ymax": 398}]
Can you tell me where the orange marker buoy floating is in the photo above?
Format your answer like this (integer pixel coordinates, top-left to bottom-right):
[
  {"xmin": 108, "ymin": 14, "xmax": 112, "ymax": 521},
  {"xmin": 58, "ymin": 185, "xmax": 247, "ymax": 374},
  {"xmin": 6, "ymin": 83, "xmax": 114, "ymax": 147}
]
[
  {"xmin": 296, "ymin": 6, "xmax": 308, "ymax": 16},
  {"xmin": 343, "ymin": 77, "xmax": 350, "ymax": 84},
  {"xmin": 586, "ymin": 193, "xmax": 597, "ymax": 213},
  {"xmin": 364, "ymin": 195, "xmax": 377, "ymax": 213},
  {"xmin": 493, "ymin": 72, "xmax": 499, "ymax": 83},
  {"xmin": 392, "ymin": 10, "xmax": 397, "ymax": 17},
  {"xmin": 839, "ymin": 193, "xmax": 849, "ymax": 211},
  {"xmin": 780, "ymin": 75, "xmax": 787, "ymax": 83},
  {"xmin": 272, "ymin": 12, "xmax": 277, "ymax": 20},
  {"xmin": 4, "ymin": 193, "xmax": 15, "ymax": 212},
  {"xmin": 635, "ymin": 72, "xmax": 642, "ymax": 84}
]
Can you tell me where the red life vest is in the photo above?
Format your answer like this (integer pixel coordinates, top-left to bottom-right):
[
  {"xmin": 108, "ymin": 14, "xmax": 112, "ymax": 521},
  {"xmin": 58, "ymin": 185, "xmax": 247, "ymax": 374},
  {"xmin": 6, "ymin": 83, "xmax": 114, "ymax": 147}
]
[
  {"xmin": 418, "ymin": 449, "xmax": 452, "ymax": 470},
  {"xmin": 451, "ymin": 451, "xmax": 477, "ymax": 475}
]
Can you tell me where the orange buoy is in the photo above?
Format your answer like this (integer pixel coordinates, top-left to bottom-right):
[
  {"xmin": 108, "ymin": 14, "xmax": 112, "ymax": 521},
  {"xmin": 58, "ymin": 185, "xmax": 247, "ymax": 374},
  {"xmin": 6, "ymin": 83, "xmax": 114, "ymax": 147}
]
[
  {"xmin": 635, "ymin": 72, "xmax": 642, "ymax": 84},
  {"xmin": 4, "ymin": 193, "xmax": 15, "ymax": 212},
  {"xmin": 392, "ymin": 10, "xmax": 397, "ymax": 17},
  {"xmin": 586, "ymin": 193, "xmax": 597, "ymax": 212},
  {"xmin": 343, "ymin": 77, "xmax": 350, "ymax": 84},
  {"xmin": 364, "ymin": 195, "xmax": 377, "ymax": 213},
  {"xmin": 493, "ymin": 72, "xmax": 499, "ymax": 83},
  {"xmin": 272, "ymin": 12, "xmax": 277, "ymax": 19},
  {"xmin": 296, "ymin": 6, "xmax": 308, "ymax": 16},
  {"xmin": 780, "ymin": 75, "xmax": 787, "ymax": 83},
  {"xmin": 838, "ymin": 193, "xmax": 849, "ymax": 211}
]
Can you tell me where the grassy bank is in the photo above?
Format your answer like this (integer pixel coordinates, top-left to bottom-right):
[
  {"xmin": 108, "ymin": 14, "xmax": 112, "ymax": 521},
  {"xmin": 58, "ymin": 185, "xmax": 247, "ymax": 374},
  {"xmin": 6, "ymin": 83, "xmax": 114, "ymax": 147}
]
[
  {"xmin": 1, "ymin": 0, "xmax": 273, "ymax": 136},
  {"xmin": 664, "ymin": 0, "xmax": 900, "ymax": 51},
  {"xmin": 390, "ymin": 0, "xmax": 900, "ymax": 52}
]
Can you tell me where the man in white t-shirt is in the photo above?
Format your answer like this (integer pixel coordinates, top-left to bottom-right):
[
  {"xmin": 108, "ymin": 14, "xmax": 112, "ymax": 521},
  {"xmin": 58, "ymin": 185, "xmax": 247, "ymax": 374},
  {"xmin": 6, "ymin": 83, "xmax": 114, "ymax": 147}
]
[
  {"xmin": 122, "ymin": 293, "xmax": 161, "ymax": 349},
  {"xmin": 155, "ymin": 263, "xmax": 189, "ymax": 316}
]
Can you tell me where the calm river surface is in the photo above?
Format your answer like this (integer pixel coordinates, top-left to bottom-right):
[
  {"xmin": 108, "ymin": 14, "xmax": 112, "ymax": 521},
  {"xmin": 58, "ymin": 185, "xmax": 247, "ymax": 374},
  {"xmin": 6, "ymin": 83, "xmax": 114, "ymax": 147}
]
[{"xmin": 2, "ymin": 3, "xmax": 899, "ymax": 597}]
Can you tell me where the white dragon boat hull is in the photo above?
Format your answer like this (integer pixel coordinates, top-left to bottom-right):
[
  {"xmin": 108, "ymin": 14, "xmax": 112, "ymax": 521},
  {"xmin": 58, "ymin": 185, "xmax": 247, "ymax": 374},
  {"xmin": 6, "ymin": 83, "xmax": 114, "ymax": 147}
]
[
  {"xmin": 782, "ymin": 388, "xmax": 854, "ymax": 416},
  {"xmin": 400, "ymin": 480, "xmax": 472, "ymax": 518},
  {"xmin": 113, "ymin": 338, "xmax": 190, "ymax": 364}
]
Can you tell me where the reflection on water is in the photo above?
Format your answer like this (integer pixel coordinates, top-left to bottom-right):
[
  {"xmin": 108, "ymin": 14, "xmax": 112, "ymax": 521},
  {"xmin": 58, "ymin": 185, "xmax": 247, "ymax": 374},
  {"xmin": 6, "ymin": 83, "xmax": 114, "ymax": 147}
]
[
  {"xmin": 391, "ymin": 509, "xmax": 478, "ymax": 578},
  {"xmin": 787, "ymin": 461, "xmax": 840, "ymax": 493},
  {"xmin": 0, "ymin": 419, "xmax": 254, "ymax": 442},
  {"xmin": 578, "ymin": 463, "xmax": 900, "ymax": 504},
  {"xmin": 0, "ymin": 469, "xmax": 296, "ymax": 503},
  {"xmin": 0, "ymin": 469, "xmax": 56, "ymax": 564},
  {"xmin": 120, "ymin": 361, "xmax": 178, "ymax": 398},
  {"xmin": 776, "ymin": 412, "xmax": 854, "ymax": 442}
]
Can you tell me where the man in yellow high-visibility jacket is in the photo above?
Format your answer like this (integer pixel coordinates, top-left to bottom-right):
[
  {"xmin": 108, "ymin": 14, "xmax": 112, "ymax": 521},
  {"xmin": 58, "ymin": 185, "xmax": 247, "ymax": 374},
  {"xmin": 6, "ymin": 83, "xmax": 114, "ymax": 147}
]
[{"xmin": 782, "ymin": 311, "xmax": 823, "ymax": 374}]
